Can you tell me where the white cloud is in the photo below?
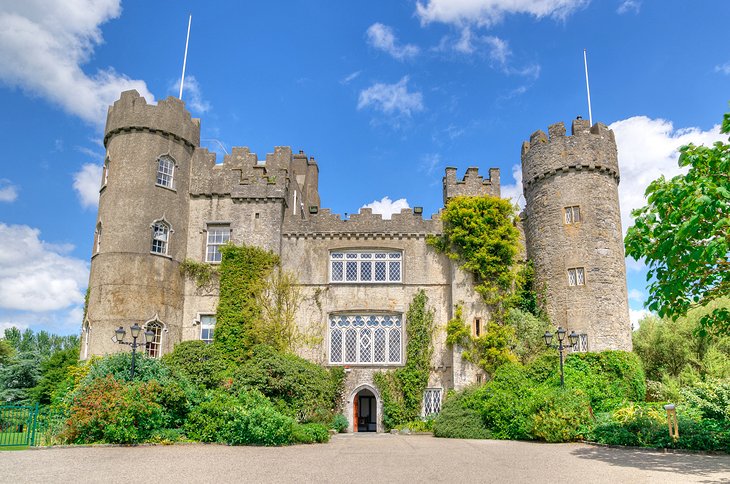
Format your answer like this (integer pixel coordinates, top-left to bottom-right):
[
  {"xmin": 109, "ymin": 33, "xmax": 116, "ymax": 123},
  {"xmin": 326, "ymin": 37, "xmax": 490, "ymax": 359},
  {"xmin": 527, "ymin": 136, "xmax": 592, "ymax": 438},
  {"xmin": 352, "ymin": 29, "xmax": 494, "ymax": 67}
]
[
  {"xmin": 0, "ymin": 179, "xmax": 18, "ymax": 202},
  {"xmin": 628, "ymin": 288, "xmax": 644, "ymax": 303},
  {"xmin": 617, "ymin": 0, "xmax": 641, "ymax": 14},
  {"xmin": 715, "ymin": 62, "xmax": 730, "ymax": 75},
  {"xmin": 366, "ymin": 23, "xmax": 419, "ymax": 60},
  {"xmin": 341, "ymin": 70, "xmax": 362, "ymax": 84},
  {"xmin": 610, "ymin": 116, "xmax": 724, "ymax": 237},
  {"xmin": 421, "ymin": 153, "xmax": 442, "ymax": 176},
  {"xmin": 358, "ymin": 77, "xmax": 424, "ymax": 117},
  {"xmin": 0, "ymin": 0, "xmax": 155, "ymax": 126},
  {"xmin": 0, "ymin": 224, "xmax": 88, "ymax": 312},
  {"xmin": 170, "ymin": 75, "xmax": 210, "ymax": 114},
  {"xmin": 73, "ymin": 163, "xmax": 103, "ymax": 209},
  {"xmin": 416, "ymin": 0, "xmax": 589, "ymax": 27},
  {"xmin": 0, "ymin": 321, "xmax": 29, "ymax": 333},
  {"xmin": 361, "ymin": 197, "xmax": 410, "ymax": 219},
  {"xmin": 501, "ymin": 164, "xmax": 525, "ymax": 209},
  {"xmin": 629, "ymin": 308, "xmax": 651, "ymax": 330}
]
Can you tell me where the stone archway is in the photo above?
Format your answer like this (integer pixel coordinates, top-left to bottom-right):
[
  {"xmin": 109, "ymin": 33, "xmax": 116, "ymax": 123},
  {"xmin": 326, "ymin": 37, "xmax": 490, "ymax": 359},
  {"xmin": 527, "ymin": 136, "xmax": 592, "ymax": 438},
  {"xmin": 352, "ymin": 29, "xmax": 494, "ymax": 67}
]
[{"xmin": 347, "ymin": 384, "xmax": 382, "ymax": 433}]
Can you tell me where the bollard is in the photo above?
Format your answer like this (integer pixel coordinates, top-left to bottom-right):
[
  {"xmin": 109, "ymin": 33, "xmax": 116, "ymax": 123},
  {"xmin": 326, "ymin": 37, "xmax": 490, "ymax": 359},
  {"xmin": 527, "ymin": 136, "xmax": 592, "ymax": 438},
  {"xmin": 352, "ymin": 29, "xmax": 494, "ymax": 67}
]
[{"xmin": 663, "ymin": 404, "xmax": 679, "ymax": 441}]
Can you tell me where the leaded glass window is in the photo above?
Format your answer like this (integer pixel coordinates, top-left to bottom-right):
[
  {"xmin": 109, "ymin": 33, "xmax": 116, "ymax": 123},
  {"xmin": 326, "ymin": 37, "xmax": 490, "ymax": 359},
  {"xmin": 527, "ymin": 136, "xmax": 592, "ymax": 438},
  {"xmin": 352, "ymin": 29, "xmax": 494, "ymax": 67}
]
[
  {"xmin": 422, "ymin": 388, "xmax": 443, "ymax": 417},
  {"xmin": 329, "ymin": 314, "xmax": 402, "ymax": 365},
  {"xmin": 564, "ymin": 206, "xmax": 581, "ymax": 224},
  {"xmin": 329, "ymin": 251, "xmax": 402, "ymax": 283},
  {"xmin": 572, "ymin": 333, "xmax": 589, "ymax": 353},
  {"xmin": 145, "ymin": 321, "xmax": 163, "ymax": 358},
  {"xmin": 567, "ymin": 267, "xmax": 585, "ymax": 286},
  {"xmin": 200, "ymin": 315, "xmax": 215, "ymax": 344},
  {"xmin": 205, "ymin": 226, "xmax": 230, "ymax": 263},
  {"xmin": 156, "ymin": 156, "xmax": 175, "ymax": 188},
  {"xmin": 151, "ymin": 221, "xmax": 170, "ymax": 255}
]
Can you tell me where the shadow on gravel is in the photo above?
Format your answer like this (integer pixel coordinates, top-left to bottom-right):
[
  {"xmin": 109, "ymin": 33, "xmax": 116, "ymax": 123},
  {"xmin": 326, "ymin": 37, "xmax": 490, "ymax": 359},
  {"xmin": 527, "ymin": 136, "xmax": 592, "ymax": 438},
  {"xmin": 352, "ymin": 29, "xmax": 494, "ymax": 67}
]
[{"xmin": 572, "ymin": 446, "xmax": 730, "ymax": 482}]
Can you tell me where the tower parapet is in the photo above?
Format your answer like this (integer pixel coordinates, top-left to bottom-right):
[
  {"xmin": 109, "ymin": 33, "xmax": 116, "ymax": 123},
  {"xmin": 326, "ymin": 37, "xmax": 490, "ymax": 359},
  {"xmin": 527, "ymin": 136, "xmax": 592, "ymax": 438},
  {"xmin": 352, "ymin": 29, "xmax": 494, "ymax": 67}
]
[
  {"xmin": 443, "ymin": 166, "xmax": 500, "ymax": 205},
  {"xmin": 521, "ymin": 120, "xmax": 631, "ymax": 351}
]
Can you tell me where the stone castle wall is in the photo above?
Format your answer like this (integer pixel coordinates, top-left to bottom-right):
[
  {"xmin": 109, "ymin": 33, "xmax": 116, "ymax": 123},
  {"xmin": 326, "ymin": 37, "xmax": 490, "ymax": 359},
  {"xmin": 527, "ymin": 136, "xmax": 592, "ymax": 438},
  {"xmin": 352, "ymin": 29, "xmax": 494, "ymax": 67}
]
[{"xmin": 521, "ymin": 119, "xmax": 632, "ymax": 351}]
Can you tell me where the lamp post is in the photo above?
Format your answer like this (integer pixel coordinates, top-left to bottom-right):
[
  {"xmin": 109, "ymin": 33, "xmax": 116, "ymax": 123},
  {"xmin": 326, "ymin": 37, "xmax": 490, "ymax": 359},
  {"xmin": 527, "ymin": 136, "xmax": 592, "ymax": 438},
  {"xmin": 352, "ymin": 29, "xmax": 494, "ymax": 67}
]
[
  {"xmin": 112, "ymin": 323, "xmax": 155, "ymax": 380},
  {"xmin": 543, "ymin": 327, "xmax": 579, "ymax": 387}
]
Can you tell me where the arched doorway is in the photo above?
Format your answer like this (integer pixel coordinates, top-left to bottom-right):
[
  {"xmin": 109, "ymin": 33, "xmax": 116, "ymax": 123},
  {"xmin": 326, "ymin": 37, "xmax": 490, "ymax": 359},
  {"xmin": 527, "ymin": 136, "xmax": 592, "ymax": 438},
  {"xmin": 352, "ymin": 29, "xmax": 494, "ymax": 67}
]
[{"xmin": 353, "ymin": 388, "xmax": 377, "ymax": 432}]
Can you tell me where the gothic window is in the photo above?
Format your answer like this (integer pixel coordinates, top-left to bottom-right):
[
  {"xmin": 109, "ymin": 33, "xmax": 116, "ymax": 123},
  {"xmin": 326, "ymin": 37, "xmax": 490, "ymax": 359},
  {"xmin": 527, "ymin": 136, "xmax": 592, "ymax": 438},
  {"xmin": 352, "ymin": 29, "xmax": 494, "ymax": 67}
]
[
  {"xmin": 145, "ymin": 320, "xmax": 163, "ymax": 358},
  {"xmin": 151, "ymin": 220, "xmax": 171, "ymax": 255},
  {"xmin": 328, "ymin": 314, "xmax": 402, "ymax": 365},
  {"xmin": 567, "ymin": 267, "xmax": 585, "ymax": 286},
  {"xmin": 564, "ymin": 206, "xmax": 581, "ymax": 224},
  {"xmin": 205, "ymin": 225, "xmax": 230, "ymax": 263},
  {"xmin": 572, "ymin": 333, "xmax": 589, "ymax": 353},
  {"xmin": 200, "ymin": 314, "xmax": 215, "ymax": 344},
  {"xmin": 329, "ymin": 251, "xmax": 402, "ymax": 283},
  {"xmin": 156, "ymin": 156, "xmax": 175, "ymax": 189},
  {"xmin": 422, "ymin": 388, "xmax": 443, "ymax": 417},
  {"xmin": 94, "ymin": 222, "xmax": 102, "ymax": 254},
  {"xmin": 101, "ymin": 157, "xmax": 109, "ymax": 188}
]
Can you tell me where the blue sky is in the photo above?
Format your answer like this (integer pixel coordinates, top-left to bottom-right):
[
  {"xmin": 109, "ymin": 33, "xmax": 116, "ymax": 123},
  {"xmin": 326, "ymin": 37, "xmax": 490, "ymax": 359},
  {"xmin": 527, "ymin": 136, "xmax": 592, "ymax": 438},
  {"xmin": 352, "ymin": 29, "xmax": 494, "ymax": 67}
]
[{"xmin": 0, "ymin": 0, "xmax": 727, "ymax": 335}]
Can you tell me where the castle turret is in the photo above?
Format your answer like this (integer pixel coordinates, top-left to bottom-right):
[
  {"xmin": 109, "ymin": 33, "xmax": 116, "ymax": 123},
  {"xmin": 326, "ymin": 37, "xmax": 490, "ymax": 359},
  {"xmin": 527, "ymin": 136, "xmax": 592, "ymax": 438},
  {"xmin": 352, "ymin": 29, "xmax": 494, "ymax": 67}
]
[
  {"xmin": 83, "ymin": 90, "xmax": 200, "ymax": 358},
  {"xmin": 521, "ymin": 119, "xmax": 632, "ymax": 351}
]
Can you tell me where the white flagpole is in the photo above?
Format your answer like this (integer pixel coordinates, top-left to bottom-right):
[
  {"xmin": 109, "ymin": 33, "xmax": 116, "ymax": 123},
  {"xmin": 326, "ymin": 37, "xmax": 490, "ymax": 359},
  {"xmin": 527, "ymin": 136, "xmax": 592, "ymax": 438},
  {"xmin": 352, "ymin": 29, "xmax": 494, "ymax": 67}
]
[
  {"xmin": 179, "ymin": 15, "xmax": 192, "ymax": 100},
  {"xmin": 583, "ymin": 48, "xmax": 593, "ymax": 126}
]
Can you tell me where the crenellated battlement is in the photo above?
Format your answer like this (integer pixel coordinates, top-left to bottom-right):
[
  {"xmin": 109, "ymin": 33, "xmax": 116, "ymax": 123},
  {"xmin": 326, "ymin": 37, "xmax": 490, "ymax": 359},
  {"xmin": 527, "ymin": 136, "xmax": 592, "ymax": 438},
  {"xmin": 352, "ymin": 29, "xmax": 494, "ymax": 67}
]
[
  {"xmin": 283, "ymin": 207, "xmax": 442, "ymax": 238},
  {"xmin": 520, "ymin": 119, "xmax": 619, "ymax": 188},
  {"xmin": 443, "ymin": 166, "xmax": 500, "ymax": 205},
  {"xmin": 104, "ymin": 90, "xmax": 201, "ymax": 148}
]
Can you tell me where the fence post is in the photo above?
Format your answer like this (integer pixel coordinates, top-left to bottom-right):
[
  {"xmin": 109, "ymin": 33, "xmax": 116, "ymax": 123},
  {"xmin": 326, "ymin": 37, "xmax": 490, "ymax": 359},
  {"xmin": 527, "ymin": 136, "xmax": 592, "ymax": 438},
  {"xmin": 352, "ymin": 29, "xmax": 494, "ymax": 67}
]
[{"xmin": 29, "ymin": 403, "xmax": 38, "ymax": 447}]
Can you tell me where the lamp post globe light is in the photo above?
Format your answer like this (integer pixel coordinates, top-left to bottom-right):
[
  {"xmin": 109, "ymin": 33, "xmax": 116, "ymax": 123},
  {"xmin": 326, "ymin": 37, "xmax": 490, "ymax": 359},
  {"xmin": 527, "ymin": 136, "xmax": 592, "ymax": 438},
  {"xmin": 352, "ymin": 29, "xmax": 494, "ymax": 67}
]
[
  {"xmin": 112, "ymin": 323, "xmax": 155, "ymax": 380},
  {"xmin": 543, "ymin": 326, "xmax": 579, "ymax": 387}
]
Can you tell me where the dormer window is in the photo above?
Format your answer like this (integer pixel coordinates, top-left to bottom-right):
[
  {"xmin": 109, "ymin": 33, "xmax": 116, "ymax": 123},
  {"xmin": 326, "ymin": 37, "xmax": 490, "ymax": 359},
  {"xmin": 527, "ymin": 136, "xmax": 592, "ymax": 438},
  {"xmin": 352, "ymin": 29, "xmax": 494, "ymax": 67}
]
[
  {"xmin": 156, "ymin": 156, "xmax": 175, "ymax": 189},
  {"xmin": 330, "ymin": 250, "xmax": 402, "ymax": 283}
]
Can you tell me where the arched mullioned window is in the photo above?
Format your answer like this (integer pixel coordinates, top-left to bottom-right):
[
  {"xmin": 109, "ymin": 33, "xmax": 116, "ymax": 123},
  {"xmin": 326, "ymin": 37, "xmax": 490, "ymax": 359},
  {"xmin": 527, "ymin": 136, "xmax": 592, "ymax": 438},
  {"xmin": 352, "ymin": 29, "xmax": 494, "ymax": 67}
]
[
  {"xmin": 145, "ymin": 320, "xmax": 164, "ymax": 358},
  {"xmin": 94, "ymin": 222, "xmax": 102, "ymax": 254},
  {"xmin": 156, "ymin": 155, "xmax": 175, "ymax": 189},
  {"xmin": 150, "ymin": 220, "xmax": 171, "ymax": 255}
]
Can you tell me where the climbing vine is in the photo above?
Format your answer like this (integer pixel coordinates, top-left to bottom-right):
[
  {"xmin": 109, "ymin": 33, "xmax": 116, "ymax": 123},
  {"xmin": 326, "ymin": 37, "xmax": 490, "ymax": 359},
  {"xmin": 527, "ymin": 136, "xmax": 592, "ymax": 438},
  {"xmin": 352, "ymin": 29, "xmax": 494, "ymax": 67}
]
[
  {"xmin": 428, "ymin": 195, "xmax": 520, "ymax": 315},
  {"xmin": 180, "ymin": 259, "xmax": 219, "ymax": 288},
  {"xmin": 214, "ymin": 244, "xmax": 279, "ymax": 362},
  {"xmin": 374, "ymin": 290, "xmax": 435, "ymax": 429}
]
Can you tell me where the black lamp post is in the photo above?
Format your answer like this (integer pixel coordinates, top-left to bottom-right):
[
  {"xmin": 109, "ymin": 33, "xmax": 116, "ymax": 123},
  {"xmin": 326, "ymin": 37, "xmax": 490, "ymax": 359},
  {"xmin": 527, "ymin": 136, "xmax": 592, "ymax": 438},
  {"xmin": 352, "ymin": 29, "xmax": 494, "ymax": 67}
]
[
  {"xmin": 112, "ymin": 323, "xmax": 154, "ymax": 380},
  {"xmin": 543, "ymin": 326, "xmax": 579, "ymax": 387}
]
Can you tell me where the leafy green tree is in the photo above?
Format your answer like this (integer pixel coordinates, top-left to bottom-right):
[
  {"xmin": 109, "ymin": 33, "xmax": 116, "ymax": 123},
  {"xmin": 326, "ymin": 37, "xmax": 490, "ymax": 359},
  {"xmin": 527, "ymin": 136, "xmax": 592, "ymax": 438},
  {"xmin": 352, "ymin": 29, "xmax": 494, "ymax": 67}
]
[
  {"xmin": 30, "ymin": 346, "xmax": 79, "ymax": 404},
  {"xmin": 0, "ymin": 355, "xmax": 41, "ymax": 403},
  {"xmin": 625, "ymin": 111, "xmax": 730, "ymax": 334},
  {"xmin": 0, "ymin": 339, "xmax": 14, "ymax": 365}
]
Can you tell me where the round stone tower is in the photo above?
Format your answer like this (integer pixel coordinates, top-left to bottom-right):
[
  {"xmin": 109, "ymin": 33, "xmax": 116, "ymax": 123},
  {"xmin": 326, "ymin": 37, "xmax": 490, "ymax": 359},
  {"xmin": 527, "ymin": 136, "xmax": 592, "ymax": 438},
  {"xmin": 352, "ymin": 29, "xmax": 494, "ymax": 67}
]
[
  {"xmin": 520, "ymin": 118, "xmax": 631, "ymax": 351},
  {"xmin": 83, "ymin": 90, "xmax": 200, "ymax": 358}
]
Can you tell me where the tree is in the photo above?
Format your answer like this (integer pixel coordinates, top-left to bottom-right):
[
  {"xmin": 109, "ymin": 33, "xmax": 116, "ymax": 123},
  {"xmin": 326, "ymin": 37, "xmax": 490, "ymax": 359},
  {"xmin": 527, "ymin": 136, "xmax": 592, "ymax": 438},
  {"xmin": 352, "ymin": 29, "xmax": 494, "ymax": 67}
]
[{"xmin": 625, "ymin": 111, "xmax": 730, "ymax": 334}]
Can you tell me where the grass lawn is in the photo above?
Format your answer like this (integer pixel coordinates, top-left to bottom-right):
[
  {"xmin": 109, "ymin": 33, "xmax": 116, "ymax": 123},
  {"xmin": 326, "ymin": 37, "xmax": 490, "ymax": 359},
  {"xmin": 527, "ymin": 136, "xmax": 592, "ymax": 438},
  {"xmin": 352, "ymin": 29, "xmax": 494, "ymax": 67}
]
[{"xmin": 1, "ymin": 431, "xmax": 30, "ymax": 448}]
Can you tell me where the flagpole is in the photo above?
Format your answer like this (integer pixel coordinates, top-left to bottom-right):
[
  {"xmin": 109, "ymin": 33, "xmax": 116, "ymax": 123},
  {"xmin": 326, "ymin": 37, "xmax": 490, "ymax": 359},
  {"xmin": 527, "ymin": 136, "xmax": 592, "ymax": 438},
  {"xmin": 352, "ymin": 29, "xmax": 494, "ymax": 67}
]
[
  {"xmin": 179, "ymin": 14, "xmax": 192, "ymax": 100},
  {"xmin": 583, "ymin": 48, "xmax": 592, "ymax": 126}
]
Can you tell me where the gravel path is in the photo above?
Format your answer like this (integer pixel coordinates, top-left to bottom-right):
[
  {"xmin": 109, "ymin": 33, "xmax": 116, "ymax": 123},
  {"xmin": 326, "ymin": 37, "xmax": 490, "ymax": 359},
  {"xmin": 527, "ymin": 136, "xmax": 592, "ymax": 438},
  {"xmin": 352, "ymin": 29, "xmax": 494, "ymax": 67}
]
[{"xmin": 2, "ymin": 434, "xmax": 728, "ymax": 483}]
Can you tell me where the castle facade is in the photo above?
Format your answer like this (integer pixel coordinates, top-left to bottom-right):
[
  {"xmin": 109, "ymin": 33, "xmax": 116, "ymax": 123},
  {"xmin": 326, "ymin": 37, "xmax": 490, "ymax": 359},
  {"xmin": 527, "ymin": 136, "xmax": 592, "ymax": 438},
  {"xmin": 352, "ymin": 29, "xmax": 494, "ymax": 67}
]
[{"xmin": 82, "ymin": 90, "xmax": 632, "ymax": 432}]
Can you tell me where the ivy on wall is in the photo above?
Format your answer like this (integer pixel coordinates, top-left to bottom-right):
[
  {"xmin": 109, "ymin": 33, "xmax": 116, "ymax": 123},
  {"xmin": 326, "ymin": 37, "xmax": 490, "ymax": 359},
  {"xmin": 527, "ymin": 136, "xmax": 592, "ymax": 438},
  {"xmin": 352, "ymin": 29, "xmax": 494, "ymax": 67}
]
[
  {"xmin": 180, "ymin": 259, "xmax": 219, "ymax": 288},
  {"xmin": 374, "ymin": 290, "xmax": 435, "ymax": 429},
  {"xmin": 214, "ymin": 244, "xmax": 279, "ymax": 362},
  {"xmin": 428, "ymin": 195, "xmax": 520, "ymax": 313}
]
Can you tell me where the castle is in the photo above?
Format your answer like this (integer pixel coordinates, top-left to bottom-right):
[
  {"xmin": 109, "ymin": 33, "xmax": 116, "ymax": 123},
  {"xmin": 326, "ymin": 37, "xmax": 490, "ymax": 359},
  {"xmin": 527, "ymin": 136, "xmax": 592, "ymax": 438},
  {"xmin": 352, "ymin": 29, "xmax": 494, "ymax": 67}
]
[{"xmin": 82, "ymin": 90, "xmax": 632, "ymax": 432}]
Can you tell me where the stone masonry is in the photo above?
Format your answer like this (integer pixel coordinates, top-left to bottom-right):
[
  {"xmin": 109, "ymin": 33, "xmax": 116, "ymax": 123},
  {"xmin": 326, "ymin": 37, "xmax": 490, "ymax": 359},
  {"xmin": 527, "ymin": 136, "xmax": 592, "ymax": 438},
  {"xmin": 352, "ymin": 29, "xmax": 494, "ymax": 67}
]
[{"xmin": 83, "ymin": 91, "xmax": 632, "ymax": 432}]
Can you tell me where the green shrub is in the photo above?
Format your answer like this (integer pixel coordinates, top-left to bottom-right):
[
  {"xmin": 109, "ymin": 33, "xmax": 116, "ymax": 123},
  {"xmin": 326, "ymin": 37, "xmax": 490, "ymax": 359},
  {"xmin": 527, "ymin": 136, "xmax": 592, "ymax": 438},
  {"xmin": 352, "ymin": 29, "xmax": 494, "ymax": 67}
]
[
  {"xmin": 84, "ymin": 352, "xmax": 172, "ymax": 384},
  {"xmin": 162, "ymin": 340, "xmax": 229, "ymax": 389},
  {"xmin": 184, "ymin": 389, "xmax": 299, "ymax": 446},
  {"xmin": 433, "ymin": 389, "xmax": 492, "ymax": 439},
  {"xmin": 395, "ymin": 418, "xmax": 435, "ymax": 433},
  {"xmin": 331, "ymin": 414, "xmax": 348, "ymax": 433},
  {"xmin": 63, "ymin": 376, "xmax": 165, "ymax": 444},
  {"xmin": 292, "ymin": 423, "xmax": 330, "ymax": 444},
  {"xmin": 478, "ymin": 363, "xmax": 535, "ymax": 440},
  {"xmin": 530, "ymin": 387, "xmax": 592, "ymax": 442},
  {"xmin": 231, "ymin": 345, "xmax": 343, "ymax": 423},
  {"xmin": 681, "ymin": 379, "xmax": 730, "ymax": 421}
]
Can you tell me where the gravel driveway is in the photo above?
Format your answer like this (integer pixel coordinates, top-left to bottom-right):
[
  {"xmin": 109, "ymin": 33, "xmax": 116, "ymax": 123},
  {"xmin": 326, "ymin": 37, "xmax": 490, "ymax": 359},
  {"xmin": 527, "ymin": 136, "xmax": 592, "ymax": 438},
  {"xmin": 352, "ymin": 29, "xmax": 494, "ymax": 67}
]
[{"xmin": 2, "ymin": 434, "xmax": 728, "ymax": 483}]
